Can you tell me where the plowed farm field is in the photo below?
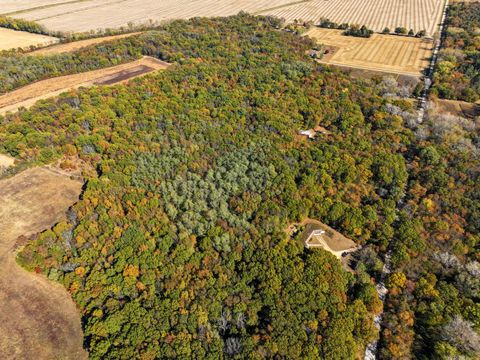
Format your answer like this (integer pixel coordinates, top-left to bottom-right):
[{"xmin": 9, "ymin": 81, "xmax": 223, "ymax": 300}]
[
  {"xmin": 306, "ymin": 28, "xmax": 433, "ymax": 76},
  {"xmin": 5, "ymin": 0, "xmax": 445, "ymax": 35},
  {"xmin": 0, "ymin": 56, "xmax": 170, "ymax": 115}
]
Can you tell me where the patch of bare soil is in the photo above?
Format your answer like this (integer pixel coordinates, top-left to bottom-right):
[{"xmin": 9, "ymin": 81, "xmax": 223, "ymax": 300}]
[
  {"xmin": 0, "ymin": 166, "xmax": 87, "ymax": 359},
  {"xmin": 0, "ymin": 56, "xmax": 170, "ymax": 115}
]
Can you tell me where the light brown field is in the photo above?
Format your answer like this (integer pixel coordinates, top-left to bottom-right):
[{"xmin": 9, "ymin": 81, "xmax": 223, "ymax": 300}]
[
  {"xmin": 0, "ymin": 27, "xmax": 58, "ymax": 51},
  {"xmin": 7, "ymin": 0, "xmax": 295, "ymax": 33},
  {"xmin": 5, "ymin": 0, "xmax": 445, "ymax": 35},
  {"xmin": 0, "ymin": 153, "xmax": 15, "ymax": 168},
  {"xmin": 31, "ymin": 31, "xmax": 142, "ymax": 55},
  {"xmin": 306, "ymin": 28, "xmax": 433, "ymax": 76},
  {"xmin": 263, "ymin": 0, "xmax": 445, "ymax": 37},
  {"xmin": 0, "ymin": 165, "xmax": 86, "ymax": 359},
  {"xmin": 0, "ymin": 56, "xmax": 170, "ymax": 115},
  {"xmin": 431, "ymin": 98, "xmax": 480, "ymax": 119}
]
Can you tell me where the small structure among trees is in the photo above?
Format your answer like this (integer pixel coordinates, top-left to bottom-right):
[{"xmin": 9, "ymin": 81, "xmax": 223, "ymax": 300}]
[{"xmin": 295, "ymin": 219, "xmax": 359, "ymax": 258}]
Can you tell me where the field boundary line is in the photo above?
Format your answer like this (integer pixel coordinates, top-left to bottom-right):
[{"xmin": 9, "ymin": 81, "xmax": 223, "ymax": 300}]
[
  {"xmin": 254, "ymin": 0, "xmax": 313, "ymax": 15},
  {"xmin": 34, "ymin": 0, "xmax": 130, "ymax": 22},
  {"xmin": 2, "ymin": 0, "xmax": 92, "ymax": 16}
]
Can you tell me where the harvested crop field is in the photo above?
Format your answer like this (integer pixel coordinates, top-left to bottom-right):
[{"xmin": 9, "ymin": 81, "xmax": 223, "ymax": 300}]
[
  {"xmin": 4, "ymin": 0, "xmax": 445, "ymax": 35},
  {"xmin": 262, "ymin": 0, "xmax": 445, "ymax": 36},
  {"xmin": 0, "ymin": 27, "xmax": 58, "ymax": 51},
  {"xmin": 306, "ymin": 28, "xmax": 433, "ymax": 76},
  {"xmin": 0, "ymin": 166, "xmax": 86, "ymax": 359},
  {"xmin": 0, "ymin": 56, "xmax": 170, "ymax": 115},
  {"xmin": 31, "ymin": 31, "xmax": 142, "ymax": 55},
  {"xmin": 6, "ymin": 0, "xmax": 295, "ymax": 33}
]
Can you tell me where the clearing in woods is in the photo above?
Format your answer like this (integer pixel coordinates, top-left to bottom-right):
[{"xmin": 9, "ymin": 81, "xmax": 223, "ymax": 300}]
[
  {"xmin": 0, "ymin": 56, "xmax": 170, "ymax": 115},
  {"xmin": 306, "ymin": 28, "xmax": 433, "ymax": 76},
  {"xmin": 30, "ymin": 31, "xmax": 143, "ymax": 54},
  {"xmin": 0, "ymin": 27, "xmax": 58, "ymax": 51},
  {"xmin": 0, "ymin": 165, "xmax": 86, "ymax": 359}
]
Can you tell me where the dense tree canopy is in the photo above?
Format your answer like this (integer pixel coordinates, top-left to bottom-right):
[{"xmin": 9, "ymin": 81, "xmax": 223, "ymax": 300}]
[
  {"xmin": 431, "ymin": 2, "xmax": 480, "ymax": 102},
  {"xmin": 1, "ymin": 13, "xmax": 478, "ymax": 360}
]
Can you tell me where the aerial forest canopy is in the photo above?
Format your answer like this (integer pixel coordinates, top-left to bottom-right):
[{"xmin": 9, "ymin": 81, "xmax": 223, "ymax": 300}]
[
  {"xmin": 431, "ymin": 2, "xmax": 480, "ymax": 102},
  {"xmin": 0, "ymin": 13, "xmax": 478, "ymax": 359}
]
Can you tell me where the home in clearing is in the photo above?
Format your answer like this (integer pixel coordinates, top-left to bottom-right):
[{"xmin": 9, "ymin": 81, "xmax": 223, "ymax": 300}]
[{"xmin": 299, "ymin": 220, "xmax": 359, "ymax": 258}]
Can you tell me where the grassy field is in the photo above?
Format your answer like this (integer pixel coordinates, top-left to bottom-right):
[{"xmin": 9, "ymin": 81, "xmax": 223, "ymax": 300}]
[
  {"xmin": 306, "ymin": 28, "xmax": 433, "ymax": 76},
  {"xmin": 0, "ymin": 165, "xmax": 86, "ymax": 360},
  {"xmin": 263, "ymin": 0, "xmax": 445, "ymax": 36},
  {"xmin": 31, "ymin": 31, "xmax": 142, "ymax": 54},
  {"xmin": 5, "ymin": 0, "xmax": 444, "ymax": 35},
  {"xmin": 0, "ymin": 27, "xmax": 58, "ymax": 51},
  {"xmin": 0, "ymin": 56, "xmax": 170, "ymax": 115}
]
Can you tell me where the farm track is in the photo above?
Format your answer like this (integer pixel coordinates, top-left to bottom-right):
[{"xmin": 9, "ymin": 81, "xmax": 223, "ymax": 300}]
[{"xmin": 0, "ymin": 56, "xmax": 170, "ymax": 115}]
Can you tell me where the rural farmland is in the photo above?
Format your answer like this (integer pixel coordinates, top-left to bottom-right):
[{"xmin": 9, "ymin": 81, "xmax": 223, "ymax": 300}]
[
  {"xmin": 0, "ymin": 56, "xmax": 170, "ymax": 115},
  {"xmin": 4, "ymin": 0, "xmax": 445, "ymax": 35},
  {"xmin": 0, "ymin": 27, "xmax": 58, "ymax": 51},
  {"xmin": 306, "ymin": 28, "xmax": 433, "ymax": 76},
  {"xmin": 0, "ymin": 165, "xmax": 86, "ymax": 359},
  {"xmin": 5, "ymin": 0, "xmax": 296, "ymax": 33},
  {"xmin": 263, "ymin": 0, "xmax": 445, "ymax": 36}
]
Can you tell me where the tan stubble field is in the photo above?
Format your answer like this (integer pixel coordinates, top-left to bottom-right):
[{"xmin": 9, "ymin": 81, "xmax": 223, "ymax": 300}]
[
  {"xmin": 306, "ymin": 28, "xmax": 434, "ymax": 76},
  {"xmin": 0, "ymin": 166, "xmax": 86, "ymax": 359}
]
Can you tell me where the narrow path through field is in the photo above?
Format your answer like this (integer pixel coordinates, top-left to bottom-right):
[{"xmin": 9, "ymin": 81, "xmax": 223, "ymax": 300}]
[{"xmin": 0, "ymin": 166, "xmax": 86, "ymax": 359}]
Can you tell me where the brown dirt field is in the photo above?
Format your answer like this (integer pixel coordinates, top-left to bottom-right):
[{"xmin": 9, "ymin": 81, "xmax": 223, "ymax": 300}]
[
  {"xmin": 0, "ymin": 166, "xmax": 86, "ymax": 359},
  {"xmin": 0, "ymin": 56, "xmax": 170, "ymax": 115},
  {"xmin": 432, "ymin": 98, "xmax": 480, "ymax": 119},
  {"xmin": 30, "ymin": 31, "xmax": 142, "ymax": 55},
  {"xmin": 306, "ymin": 28, "xmax": 433, "ymax": 76},
  {"xmin": 0, "ymin": 27, "xmax": 58, "ymax": 51}
]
